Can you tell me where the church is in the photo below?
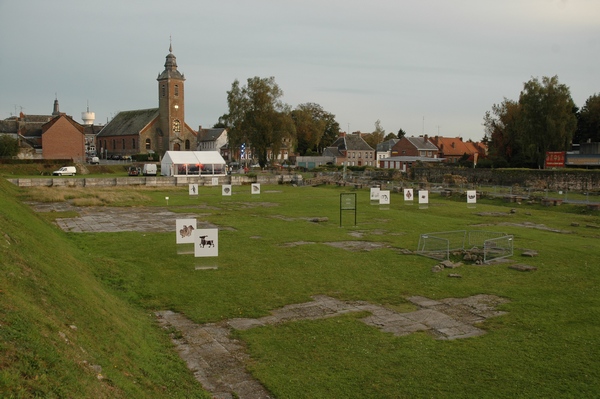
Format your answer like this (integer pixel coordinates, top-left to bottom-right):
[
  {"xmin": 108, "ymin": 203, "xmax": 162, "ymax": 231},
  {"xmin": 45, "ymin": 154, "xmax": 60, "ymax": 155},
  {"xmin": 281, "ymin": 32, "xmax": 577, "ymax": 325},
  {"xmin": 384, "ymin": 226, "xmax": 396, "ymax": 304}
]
[{"xmin": 96, "ymin": 45, "xmax": 197, "ymax": 158}]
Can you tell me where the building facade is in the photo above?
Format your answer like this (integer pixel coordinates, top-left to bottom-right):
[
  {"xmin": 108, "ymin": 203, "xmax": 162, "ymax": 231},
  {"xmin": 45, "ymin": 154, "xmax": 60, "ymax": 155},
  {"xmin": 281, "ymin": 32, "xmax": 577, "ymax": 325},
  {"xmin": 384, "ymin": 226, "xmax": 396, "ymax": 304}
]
[{"xmin": 96, "ymin": 45, "xmax": 197, "ymax": 158}]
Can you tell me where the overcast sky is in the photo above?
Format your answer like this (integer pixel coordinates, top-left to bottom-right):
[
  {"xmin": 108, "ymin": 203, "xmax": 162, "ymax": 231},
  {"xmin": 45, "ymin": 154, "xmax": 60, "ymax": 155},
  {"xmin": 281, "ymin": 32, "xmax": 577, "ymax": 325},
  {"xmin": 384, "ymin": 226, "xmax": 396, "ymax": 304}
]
[{"xmin": 1, "ymin": 0, "xmax": 598, "ymax": 141}]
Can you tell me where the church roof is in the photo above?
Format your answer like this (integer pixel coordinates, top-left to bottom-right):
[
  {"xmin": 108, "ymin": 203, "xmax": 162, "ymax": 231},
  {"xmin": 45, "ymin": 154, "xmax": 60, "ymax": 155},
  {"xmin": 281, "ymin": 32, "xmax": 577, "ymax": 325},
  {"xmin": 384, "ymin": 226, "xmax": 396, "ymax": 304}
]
[{"xmin": 97, "ymin": 108, "xmax": 159, "ymax": 137}]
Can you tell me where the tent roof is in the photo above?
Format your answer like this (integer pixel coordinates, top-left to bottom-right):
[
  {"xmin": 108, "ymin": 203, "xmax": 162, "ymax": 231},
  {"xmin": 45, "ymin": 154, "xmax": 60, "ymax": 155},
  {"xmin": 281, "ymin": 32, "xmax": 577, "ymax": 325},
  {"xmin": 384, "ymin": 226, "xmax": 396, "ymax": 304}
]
[{"xmin": 163, "ymin": 151, "xmax": 226, "ymax": 164}]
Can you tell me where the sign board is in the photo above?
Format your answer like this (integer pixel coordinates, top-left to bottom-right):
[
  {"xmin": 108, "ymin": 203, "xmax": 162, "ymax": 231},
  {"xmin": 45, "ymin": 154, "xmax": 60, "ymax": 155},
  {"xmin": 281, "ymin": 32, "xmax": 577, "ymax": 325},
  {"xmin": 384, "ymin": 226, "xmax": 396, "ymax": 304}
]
[
  {"xmin": 370, "ymin": 187, "xmax": 380, "ymax": 201},
  {"xmin": 189, "ymin": 183, "xmax": 198, "ymax": 196},
  {"xmin": 176, "ymin": 218, "xmax": 197, "ymax": 244},
  {"xmin": 212, "ymin": 177, "xmax": 219, "ymax": 186},
  {"xmin": 466, "ymin": 190, "xmax": 477, "ymax": 204},
  {"xmin": 194, "ymin": 228, "xmax": 218, "ymax": 257},
  {"xmin": 404, "ymin": 188, "xmax": 414, "ymax": 202},
  {"xmin": 222, "ymin": 184, "xmax": 232, "ymax": 196},
  {"xmin": 418, "ymin": 190, "xmax": 429, "ymax": 204},
  {"xmin": 251, "ymin": 183, "xmax": 261, "ymax": 194},
  {"xmin": 379, "ymin": 190, "xmax": 390, "ymax": 205},
  {"xmin": 340, "ymin": 193, "xmax": 357, "ymax": 226},
  {"xmin": 545, "ymin": 151, "xmax": 565, "ymax": 168}
]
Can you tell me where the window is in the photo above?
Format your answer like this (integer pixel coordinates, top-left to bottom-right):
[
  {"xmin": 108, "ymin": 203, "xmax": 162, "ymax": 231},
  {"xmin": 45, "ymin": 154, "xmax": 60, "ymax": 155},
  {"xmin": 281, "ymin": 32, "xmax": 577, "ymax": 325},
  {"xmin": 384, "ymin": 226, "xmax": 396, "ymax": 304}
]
[
  {"xmin": 174, "ymin": 85, "xmax": 179, "ymax": 96},
  {"xmin": 173, "ymin": 119, "xmax": 181, "ymax": 133},
  {"xmin": 122, "ymin": 139, "xmax": 125, "ymax": 149},
  {"xmin": 359, "ymin": 152, "xmax": 362, "ymax": 158},
  {"xmin": 145, "ymin": 138, "xmax": 151, "ymax": 150},
  {"xmin": 112, "ymin": 139, "xmax": 116, "ymax": 150},
  {"xmin": 162, "ymin": 85, "xmax": 166, "ymax": 97},
  {"xmin": 132, "ymin": 138, "xmax": 136, "ymax": 149},
  {"xmin": 185, "ymin": 140, "xmax": 190, "ymax": 150}
]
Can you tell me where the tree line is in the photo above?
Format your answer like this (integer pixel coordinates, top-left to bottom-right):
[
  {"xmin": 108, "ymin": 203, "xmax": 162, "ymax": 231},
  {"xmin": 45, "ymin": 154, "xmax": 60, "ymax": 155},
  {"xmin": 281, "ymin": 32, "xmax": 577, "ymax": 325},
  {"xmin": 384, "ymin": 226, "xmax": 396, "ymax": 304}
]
[
  {"xmin": 483, "ymin": 75, "xmax": 600, "ymax": 168},
  {"xmin": 216, "ymin": 76, "xmax": 406, "ymax": 167}
]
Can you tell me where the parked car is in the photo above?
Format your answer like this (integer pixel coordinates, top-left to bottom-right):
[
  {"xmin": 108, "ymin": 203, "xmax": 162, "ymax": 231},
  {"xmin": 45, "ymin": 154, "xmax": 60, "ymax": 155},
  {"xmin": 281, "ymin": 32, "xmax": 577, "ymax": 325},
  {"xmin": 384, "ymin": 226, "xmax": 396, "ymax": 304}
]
[
  {"xmin": 128, "ymin": 166, "xmax": 141, "ymax": 176},
  {"xmin": 111, "ymin": 154, "xmax": 121, "ymax": 160},
  {"xmin": 142, "ymin": 164, "xmax": 157, "ymax": 176},
  {"xmin": 88, "ymin": 156, "xmax": 100, "ymax": 164},
  {"xmin": 52, "ymin": 166, "xmax": 77, "ymax": 176},
  {"xmin": 122, "ymin": 155, "xmax": 132, "ymax": 161}
]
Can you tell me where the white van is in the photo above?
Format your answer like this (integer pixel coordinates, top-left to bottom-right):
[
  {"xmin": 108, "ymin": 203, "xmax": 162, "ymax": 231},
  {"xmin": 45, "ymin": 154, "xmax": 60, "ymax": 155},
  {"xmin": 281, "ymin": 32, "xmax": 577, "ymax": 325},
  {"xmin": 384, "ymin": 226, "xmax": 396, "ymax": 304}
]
[
  {"xmin": 52, "ymin": 166, "xmax": 77, "ymax": 176},
  {"xmin": 142, "ymin": 164, "xmax": 157, "ymax": 176}
]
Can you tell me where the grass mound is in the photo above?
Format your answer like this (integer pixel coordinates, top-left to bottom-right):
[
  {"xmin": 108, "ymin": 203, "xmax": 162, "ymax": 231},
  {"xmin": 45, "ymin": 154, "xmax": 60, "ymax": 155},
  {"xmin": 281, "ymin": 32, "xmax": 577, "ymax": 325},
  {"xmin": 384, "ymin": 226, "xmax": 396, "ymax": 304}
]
[{"xmin": 0, "ymin": 179, "xmax": 207, "ymax": 398}]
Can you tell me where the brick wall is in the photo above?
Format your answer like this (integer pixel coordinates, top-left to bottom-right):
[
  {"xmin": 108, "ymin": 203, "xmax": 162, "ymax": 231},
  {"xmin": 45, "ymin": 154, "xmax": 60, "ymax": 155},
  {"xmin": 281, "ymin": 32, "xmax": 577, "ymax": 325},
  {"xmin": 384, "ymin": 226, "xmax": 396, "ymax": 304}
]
[{"xmin": 42, "ymin": 117, "xmax": 86, "ymax": 162}]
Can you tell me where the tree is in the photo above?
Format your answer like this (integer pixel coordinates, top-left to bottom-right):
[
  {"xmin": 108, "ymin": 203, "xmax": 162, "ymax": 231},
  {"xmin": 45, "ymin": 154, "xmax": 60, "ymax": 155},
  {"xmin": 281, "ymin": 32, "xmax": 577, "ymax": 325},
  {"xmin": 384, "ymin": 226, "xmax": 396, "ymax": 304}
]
[
  {"xmin": 0, "ymin": 135, "xmax": 19, "ymax": 157},
  {"xmin": 483, "ymin": 76, "xmax": 577, "ymax": 168},
  {"xmin": 363, "ymin": 119, "xmax": 385, "ymax": 149},
  {"xmin": 291, "ymin": 103, "xmax": 339, "ymax": 155},
  {"xmin": 483, "ymin": 99, "xmax": 523, "ymax": 165},
  {"xmin": 575, "ymin": 93, "xmax": 600, "ymax": 143},
  {"xmin": 221, "ymin": 77, "xmax": 295, "ymax": 167},
  {"xmin": 384, "ymin": 132, "xmax": 398, "ymax": 141},
  {"xmin": 518, "ymin": 76, "xmax": 577, "ymax": 168},
  {"xmin": 397, "ymin": 128, "xmax": 407, "ymax": 139}
]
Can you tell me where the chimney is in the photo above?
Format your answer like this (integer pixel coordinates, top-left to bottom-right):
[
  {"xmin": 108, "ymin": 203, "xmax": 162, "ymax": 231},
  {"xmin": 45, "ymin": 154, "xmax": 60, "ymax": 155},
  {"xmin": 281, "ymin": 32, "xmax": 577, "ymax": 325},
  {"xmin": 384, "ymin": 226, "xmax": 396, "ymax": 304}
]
[{"xmin": 424, "ymin": 134, "xmax": 428, "ymax": 143}]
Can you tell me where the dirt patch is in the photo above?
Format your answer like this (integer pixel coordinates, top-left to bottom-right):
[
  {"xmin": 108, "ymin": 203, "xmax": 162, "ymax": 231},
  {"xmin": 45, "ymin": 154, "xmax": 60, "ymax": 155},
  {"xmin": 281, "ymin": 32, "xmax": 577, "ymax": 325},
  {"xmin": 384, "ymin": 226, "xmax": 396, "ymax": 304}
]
[
  {"xmin": 471, "ymin": 221, "xmax": 572, "ymax": 234},
  {"xmin": 156, "ymin": 294, "xmax": 508, "ymax": 398}
]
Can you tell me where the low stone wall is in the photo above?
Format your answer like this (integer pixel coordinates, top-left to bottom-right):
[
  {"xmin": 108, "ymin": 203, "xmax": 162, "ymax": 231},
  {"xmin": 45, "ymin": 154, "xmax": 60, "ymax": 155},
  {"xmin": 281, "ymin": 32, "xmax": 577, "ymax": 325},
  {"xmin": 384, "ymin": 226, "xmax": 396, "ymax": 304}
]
[
  {"xmin": 413, "ymin": 168, "xmax": 600, "ymax": 192},
  {"xmin": 7, "ymin": 174, "xmax": 303, "ymax": 188}
]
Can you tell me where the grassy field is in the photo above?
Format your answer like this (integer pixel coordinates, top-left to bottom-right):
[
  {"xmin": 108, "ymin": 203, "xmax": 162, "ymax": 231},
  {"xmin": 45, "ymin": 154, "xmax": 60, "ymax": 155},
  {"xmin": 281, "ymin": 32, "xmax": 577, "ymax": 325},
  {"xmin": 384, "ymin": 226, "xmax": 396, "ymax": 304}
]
[{"xmin": 2, "ymin": 178, "xmax": 600, "ymax": 398}]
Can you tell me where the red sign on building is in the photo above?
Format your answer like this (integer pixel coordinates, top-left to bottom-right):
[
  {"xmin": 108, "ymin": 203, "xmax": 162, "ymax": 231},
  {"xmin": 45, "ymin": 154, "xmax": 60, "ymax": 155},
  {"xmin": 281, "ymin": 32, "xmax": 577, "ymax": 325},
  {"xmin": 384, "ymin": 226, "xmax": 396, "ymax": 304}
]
[{"xmin": 545, "ymin": 151, "xmax": 566, "ymax": 168}]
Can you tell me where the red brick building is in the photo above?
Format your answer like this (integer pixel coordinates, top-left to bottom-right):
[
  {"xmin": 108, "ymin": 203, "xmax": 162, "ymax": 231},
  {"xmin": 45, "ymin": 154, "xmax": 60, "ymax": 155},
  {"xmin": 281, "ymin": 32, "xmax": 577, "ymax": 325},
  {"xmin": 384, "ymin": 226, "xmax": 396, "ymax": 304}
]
[
  {"xmin": 42, "ymin": 114, "xmax": 86, "ymax": 162},
  {"xmin": 390, "ymin": 135, "xmax": 439, "ymax": 158}
]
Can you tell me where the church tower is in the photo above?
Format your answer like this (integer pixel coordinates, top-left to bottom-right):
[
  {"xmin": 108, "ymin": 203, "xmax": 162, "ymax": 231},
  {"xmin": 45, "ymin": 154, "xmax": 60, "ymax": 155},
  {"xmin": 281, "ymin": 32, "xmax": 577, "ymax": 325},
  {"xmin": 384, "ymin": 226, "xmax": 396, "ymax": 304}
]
[{"xmin": 157, "ymin": 43, "xmax": 186, "ymax": 152}]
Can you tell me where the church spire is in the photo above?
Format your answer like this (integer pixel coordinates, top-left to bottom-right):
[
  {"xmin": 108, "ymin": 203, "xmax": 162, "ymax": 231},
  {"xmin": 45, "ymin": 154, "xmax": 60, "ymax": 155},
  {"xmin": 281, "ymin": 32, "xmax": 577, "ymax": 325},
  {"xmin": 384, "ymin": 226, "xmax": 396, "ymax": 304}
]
[{"xmin": 52, "ymin": 94, "xmax": 60, "ymax": 116}]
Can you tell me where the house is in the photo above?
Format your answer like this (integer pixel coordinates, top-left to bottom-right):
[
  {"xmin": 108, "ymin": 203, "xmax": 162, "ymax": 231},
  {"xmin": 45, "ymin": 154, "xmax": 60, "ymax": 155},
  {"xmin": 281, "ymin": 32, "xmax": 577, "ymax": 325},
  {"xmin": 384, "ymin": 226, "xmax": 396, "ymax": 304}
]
[
  {"xmin": 197, "ymin": 127, "xmax": 228, "ymax": 155},
  {"xmin": 427, "ymin": 136, "xmax": 486, "ymax": 163},
  {"xmin": 390, "ymin": 135, "xmax": 439, "ymax": 158},
  {"xmin": 322, "ymin": 132, "xmax": 375, "ymax": 166},
  {"xmin": 42, "ymin": 113, "xmax": 86, "ymax": 163},
  {"xmin": 376, "ymin": 138, "xmax": 400, "ymax": 166},
  {"xmin": 96, "ymin": 44, "xmax": 197, "ymax": 158}
]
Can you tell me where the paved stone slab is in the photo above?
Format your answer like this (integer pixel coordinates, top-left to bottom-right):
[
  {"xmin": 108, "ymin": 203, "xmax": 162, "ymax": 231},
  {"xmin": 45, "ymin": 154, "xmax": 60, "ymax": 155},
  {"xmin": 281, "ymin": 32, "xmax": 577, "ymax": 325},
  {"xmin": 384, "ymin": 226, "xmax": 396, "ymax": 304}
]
[{"xmin": 156, "ymin": 294, "xmax": 508, "ymax": 398}]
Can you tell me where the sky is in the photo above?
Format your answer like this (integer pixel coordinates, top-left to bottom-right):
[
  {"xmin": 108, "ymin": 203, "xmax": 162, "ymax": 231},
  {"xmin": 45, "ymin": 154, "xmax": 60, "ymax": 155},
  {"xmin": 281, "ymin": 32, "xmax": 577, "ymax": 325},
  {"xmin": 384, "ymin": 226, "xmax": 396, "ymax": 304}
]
[{"xmin": 1, "ymin": 0, "xmax": 599, "ymax": 142}]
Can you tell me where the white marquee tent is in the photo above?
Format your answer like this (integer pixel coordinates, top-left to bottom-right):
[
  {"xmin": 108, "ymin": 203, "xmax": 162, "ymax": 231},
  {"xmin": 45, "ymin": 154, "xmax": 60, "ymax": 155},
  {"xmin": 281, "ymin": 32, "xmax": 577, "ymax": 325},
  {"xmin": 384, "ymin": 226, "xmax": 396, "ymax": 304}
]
[{"xmin": 161, "ymin": 151, "xmax": 227, "ymax": 176}]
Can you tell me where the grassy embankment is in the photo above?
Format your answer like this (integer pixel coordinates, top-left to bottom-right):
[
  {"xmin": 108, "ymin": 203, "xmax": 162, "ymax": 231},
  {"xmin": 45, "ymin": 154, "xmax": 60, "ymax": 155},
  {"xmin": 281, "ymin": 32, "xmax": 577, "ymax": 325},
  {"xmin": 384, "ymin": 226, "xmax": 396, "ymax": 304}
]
[
  {"xmin": 0, "ymin": 179, "xmax": 209, "ymax": 398},
  {"xmin": 3, "ymin": 177, "xmax": 600, "ymax": 398}
]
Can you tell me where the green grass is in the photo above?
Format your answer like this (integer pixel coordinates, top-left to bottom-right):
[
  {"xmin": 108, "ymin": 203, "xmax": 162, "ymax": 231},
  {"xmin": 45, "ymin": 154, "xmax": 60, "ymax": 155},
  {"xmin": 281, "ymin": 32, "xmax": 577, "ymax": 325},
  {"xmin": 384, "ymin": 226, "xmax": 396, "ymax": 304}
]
[
  {"xmin": 0, "ymin": 179, "xmax": 209, "ymax": 398},
  {"xmin": 3, "ymin": 180, "xmax": 600, "ymax": 398}
]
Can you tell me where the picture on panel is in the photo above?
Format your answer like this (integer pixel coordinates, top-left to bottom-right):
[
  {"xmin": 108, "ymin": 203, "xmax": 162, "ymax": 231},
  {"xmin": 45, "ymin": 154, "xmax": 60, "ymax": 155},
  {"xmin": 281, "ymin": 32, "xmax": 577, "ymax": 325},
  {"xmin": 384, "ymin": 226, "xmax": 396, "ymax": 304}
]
[
  {"xmin": 379, "ymin": 190, "xmax": 390, "ymax": 205},
  {"xmin": 404, "ymin": 188, "xmax": 414, "ymax": 202},
  {"xmin": 252, "ymin": 183, "xmax": 261, "ymax": 194},
  {"xmin": 467, "ymin": 190, "xmax": 477, "ymax": 204},
  {"xmin": 370, "ymin": 187, "xmax": 380, "ymax": 201},
  {"xmin": 176, "ymin": 218, "xmax": 197, "ymax": 244},
  {"xmin": 189, "ymin": 183, "xmax": 198, "ymax": 196},
  {"xmin": 212, "ymin": 177, "xmax": 219, "ymax": 186},
  {"xmin": 418, "ymin": 190, "xmax": 429, "ymax": 204},
  {"xmin": 222, "ymin": 184, "xmax": 232, "ymax": 196},
  {"xmin": 194, "ymin": 228, "xmax": 219, "ymax": 257}
]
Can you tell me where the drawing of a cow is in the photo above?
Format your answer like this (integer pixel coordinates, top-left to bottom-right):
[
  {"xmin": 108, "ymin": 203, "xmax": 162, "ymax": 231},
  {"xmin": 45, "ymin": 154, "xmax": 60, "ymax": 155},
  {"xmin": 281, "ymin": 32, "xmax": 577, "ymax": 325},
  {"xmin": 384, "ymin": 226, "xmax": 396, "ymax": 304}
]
[{"xmin": 199, "ymin": 235, "xmax": 215, "ymax": 248}]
